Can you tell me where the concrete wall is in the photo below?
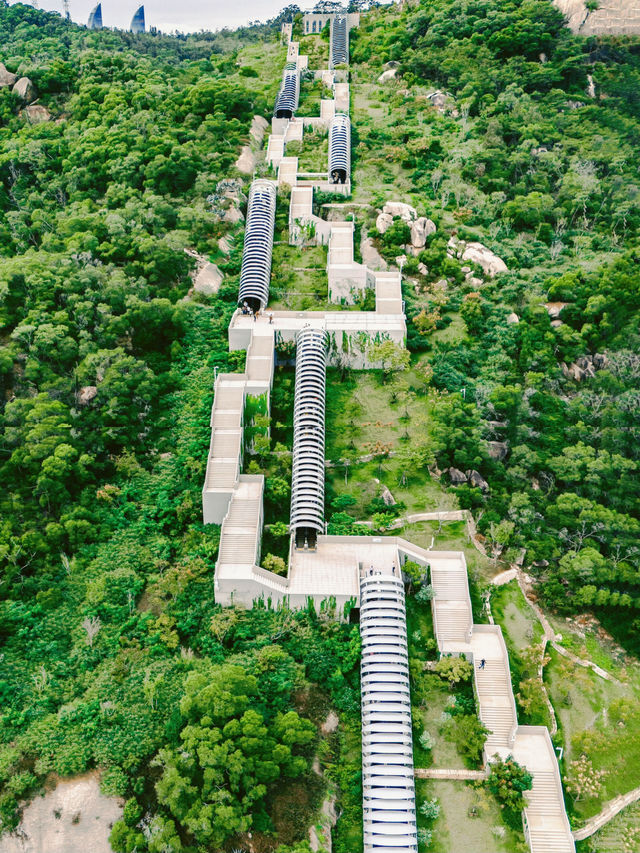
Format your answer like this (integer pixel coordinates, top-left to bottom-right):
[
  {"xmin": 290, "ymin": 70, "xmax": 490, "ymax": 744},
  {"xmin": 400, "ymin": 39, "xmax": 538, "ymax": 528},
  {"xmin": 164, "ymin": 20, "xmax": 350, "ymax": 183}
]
[{"xmin": 554, "ymin": 0, "xmax": 640, "ymax": 34}]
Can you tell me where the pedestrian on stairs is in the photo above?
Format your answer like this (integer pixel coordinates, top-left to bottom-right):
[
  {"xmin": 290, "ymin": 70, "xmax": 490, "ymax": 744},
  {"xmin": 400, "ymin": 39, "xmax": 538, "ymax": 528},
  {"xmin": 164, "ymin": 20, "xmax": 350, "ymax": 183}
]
[{"xmin": 479, "ymin": 658, "xmax": 486, "ymax": 669}]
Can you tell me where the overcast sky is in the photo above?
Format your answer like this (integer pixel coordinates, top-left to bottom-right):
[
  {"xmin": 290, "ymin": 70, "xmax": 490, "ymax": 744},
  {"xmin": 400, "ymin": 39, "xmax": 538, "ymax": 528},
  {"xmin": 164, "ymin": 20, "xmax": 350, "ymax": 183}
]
[{"xmin": 11, "ymin": 0, "xmax": 294, "ymax": 33}]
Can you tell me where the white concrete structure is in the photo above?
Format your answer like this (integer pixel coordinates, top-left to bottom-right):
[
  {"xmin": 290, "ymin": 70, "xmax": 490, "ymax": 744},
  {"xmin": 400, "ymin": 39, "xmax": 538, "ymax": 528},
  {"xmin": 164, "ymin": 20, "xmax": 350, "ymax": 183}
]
[
  {"xmin": 238, "ymin": 180, "xmax": 277, "ymax": 312},
  {"xmin": 429, "ymin": 560, "xmax": 575, "ymax": 853},
  {"xmin": 302, "ymin": 9, "xmax": 360, "ymax": 35},
  {"xmin": 361, "ymin": 572, "xmax": 418, "ymax": 853},
  {"xmin": 202, "ymin": 327, "xmax": 274, "ymax": 525},
  {"xmin": 290, "ymin": 327, "xmax": 328, "ymax": 550}
]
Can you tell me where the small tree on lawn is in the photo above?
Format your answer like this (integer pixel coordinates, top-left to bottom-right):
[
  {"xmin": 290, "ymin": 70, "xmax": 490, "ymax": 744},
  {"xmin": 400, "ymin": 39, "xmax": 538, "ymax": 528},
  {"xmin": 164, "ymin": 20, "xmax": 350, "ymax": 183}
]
[
  {"xmin": 487, "ymin": 755, "xmax": 533, "ymax": 812},
  {"xmin": 420, "ymin": 797, "xmax": 440, "ymax": 819},
  {"xmin": 367, "ymin": 338, "xmax": 410, "ymax": 384},
  {"xmin": 416, "ymin": 583, "xmax": 435, "ymax": 603},
  {"xmin": 565, "ymin": 754, "xmax": 607, "ymax": 802}
]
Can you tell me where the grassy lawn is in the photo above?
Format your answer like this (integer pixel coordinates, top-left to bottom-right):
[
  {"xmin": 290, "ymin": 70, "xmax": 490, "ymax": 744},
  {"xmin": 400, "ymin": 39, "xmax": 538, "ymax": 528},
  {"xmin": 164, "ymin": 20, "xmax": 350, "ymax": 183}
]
[
  {"xmin": 490, "ymin": 580, "xmax": 550, "ymax": 727},
  {"xmin": 288, "ymin": 129, "xmax": 328, "ymax": 173},
  {"xmin": 579, "ymin": 800, "xmax": 640, "ymax": 852},
  {"xmin": 269, "ymin": 242, "xmax": 328, "ymax": 311},
  {"xmin": 545, "ymin": 642, "xmax": 640, "ymax": 821},
  {"xmin": 491, "ymin": 580, "xmax": 544, "ymax": 653},
  {"xmin": 416, "ymin": 778, "xmax": 526, "ymax": 853}
]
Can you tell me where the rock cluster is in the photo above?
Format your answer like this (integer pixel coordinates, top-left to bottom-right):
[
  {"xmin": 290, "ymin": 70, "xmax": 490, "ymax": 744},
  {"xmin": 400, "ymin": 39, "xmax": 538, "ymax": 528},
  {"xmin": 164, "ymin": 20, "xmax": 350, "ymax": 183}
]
[
  {"xmin": 447, "ymin": 236, "xmax": 508, "ymax": 277},
  {"xmin": 448, "ymin": 467, "xmax": 489, "ymax": 491},
  {"xmin": 1, "ymin": 67, "xmax": 39, "ymax": 106},
  {"xmin": 207, "ymin": 179, "xmax": 246, "ymax": 224},
  {"xmin": 1, "ymin": 66, "xmax": 45, "ymax": 118},
  {"xmin": 376, "ymin": 201, "xmax": 436, "ymax": 251},
  {"xmin": 561, "ymin": 353, "xmax": 608, "ymax": 382}
]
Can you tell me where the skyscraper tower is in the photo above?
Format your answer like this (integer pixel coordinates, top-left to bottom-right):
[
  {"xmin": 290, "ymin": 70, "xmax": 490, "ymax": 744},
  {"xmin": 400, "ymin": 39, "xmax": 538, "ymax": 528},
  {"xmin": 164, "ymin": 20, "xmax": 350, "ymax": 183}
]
[
  {"xmin": 130, "ymin": 5, "xmax": 145, "ymax": 33},
  {"xmin": 87, "ymin": 2, "xmax": 102, "ymax": 28}
]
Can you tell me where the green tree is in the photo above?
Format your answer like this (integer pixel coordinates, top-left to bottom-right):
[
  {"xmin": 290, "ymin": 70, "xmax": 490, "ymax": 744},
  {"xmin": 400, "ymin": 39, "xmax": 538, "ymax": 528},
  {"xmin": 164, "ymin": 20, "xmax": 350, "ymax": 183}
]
[{"xmin": 487, "ymin": 755, "xmax": 533, "ymax": 812}]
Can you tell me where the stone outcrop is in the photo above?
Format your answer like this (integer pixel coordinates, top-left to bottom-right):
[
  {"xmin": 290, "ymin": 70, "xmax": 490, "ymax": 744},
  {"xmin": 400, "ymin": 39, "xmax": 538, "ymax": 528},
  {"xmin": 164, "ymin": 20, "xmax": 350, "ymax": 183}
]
[
  {"xmin": 194, "ymin": 262, "xmax": 223, "ymax": 295},
  {"xmin": 410, "ymin": 216, "xmax": 436, "ymax": 248},
  {"xmin": 0, "ymin": 62, "xmax": 17, "ymax": 88},
  {"xmin": 378, "ymin": 68, "xmax": 397, "ymax": 83},
  {"xmin": 448, "ymin": 467, "xmax": 467, "ymax": 485},
  {"xmin": 235, "ymin": 145, "xmax": 256, "ymax": 174},
  {"xmin": 506, "ymin": 312, "xmax": 519, "ymax": 324},
  {"xmin": 249, "ymin": 114, "xmax": 268, "ymax": 147},
  {"xmin": 448, "ymin": 236, "xmax": 508, "ymax": 277},
  {"xmin": 13, "ymin": 76, "xmax": 37, "ymax": 103},
  {"xmin": 487, "ymin": 441, "xmax": 509, "ymax": 461},
  {"xmin": 376, "ymin": 212, "xmax": 393, "ymax": 234},
  {"xmin": 77, "ymin": 386, "xmax": 98, "ymax": 405},
  {"xmin": 23, "ymin": 104, "xmax": 52, "ymax": 123},
  {"xmin": 561, "ymin": 353, "xmax": 608, "ymax": 382},
  {"xmin": 461, "ymin": 242, "xmax": 507, "ymax": 276},
  {"xmin": 553, "ymin": 0, "xmax": 640, "ymax": 35},
  {"xmin": 467, "ymin": 469, "xmax": 489, "ymax": 491},
  {"xmin": 382, "ymin": 201, "xmax": 417, "ymax": 222}
]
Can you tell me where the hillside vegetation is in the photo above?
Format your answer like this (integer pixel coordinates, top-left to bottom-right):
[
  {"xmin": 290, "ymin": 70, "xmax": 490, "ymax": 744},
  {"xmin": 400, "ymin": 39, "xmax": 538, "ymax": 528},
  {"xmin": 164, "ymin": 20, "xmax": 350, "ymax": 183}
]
[
  {"xmin": 0, "ymin": 6, "xmax": 362, "ymax": 853},
  {"xmin": 335, "ymin": 0, "xmax": 640, "ymax": 649}
]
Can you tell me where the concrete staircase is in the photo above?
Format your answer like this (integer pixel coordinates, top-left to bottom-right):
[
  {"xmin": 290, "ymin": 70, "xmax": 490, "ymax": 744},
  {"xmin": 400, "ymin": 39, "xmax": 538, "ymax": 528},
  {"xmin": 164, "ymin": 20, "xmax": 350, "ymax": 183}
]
[
  {"xmin": 427, "ymin": 552, "xmax": 575, "ymax": 853},
  {"xmin": 374, "ymin": 271, "xmax": 402, "ymax": 315}
]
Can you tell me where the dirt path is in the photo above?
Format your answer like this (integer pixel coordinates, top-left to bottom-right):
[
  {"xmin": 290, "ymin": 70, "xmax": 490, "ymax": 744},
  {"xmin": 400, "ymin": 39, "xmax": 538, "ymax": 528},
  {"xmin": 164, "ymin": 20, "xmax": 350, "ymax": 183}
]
[{"xmin": 0, "ymin": 772, "xmax": 123, "ymax": 853}]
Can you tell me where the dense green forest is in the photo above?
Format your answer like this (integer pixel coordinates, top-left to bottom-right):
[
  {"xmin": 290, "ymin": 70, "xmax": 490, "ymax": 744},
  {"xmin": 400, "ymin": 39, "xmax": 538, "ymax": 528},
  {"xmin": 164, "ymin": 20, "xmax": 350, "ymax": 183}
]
[{"xmin": 0, "ymin": 5, "xmax": 360, "ymax": 852}]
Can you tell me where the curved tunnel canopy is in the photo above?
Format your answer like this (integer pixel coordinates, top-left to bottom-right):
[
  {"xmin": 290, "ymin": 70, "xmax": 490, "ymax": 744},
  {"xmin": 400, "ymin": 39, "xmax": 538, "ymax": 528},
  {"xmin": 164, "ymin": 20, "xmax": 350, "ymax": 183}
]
[
  {"xmin": 329, "ymin": 112, "xmax": 351, "ymax": 184},
  {"xmin": 290, "ymin": 326, "xmax": 328, "ymax": 550},
  {"xmin": 238, "ymin": 179, "xmax": 277, "ymax": 313}
]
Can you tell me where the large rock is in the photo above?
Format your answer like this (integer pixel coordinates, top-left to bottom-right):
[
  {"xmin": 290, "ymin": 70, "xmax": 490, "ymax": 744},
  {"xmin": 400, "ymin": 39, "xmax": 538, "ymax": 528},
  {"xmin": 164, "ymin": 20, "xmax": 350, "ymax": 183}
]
[
  {"xmin": 593, "ymin": 352, "xmax": 608, "ymax": 369},
  {"xmin": 461, "ymin": 242, "xmax": 508, "ymax": 277},
  {"xmin": 410, "ymin": 216, "xmax": 436, "ymax": 248},
  {"xmin": 507, "ymin": 312, "xmax": 519, "ymax": 324},
  {"xmin": 378, "ymin": 68, "xmax": 397, "ymax": 83},
  {"xmin": 487, "ymin": 441, "xmax": 509, "ymax": 461},
  {"xmin": 249, "ymin": 114, "xmax": 268, "ymax": 147},
  {"xmin": 382, "ymin": 201, "xmax": 417, "ymax": 222},
  {"xmin": 448, "ymin": 467, "xmax": 468, "ymax": 485},
  {"xmin": 12, "ymin": 76, "xmax": 37, "ymax": 103},
  {"xmin": 235, "ymin": 145, "xmax": 255, "ymax": 174},
  {"xmin": 77, "ymin": 386, "xmax": 97, "ymax": 405},
  {"xmin": 0, "ymin": 62, "xmax": 17, "ymax": 88},
  {"xmin": 467, "ymin": 469, "xmax": 489, "ymax": 491},
  {"xmin": 194, "ymin": 262, "xmax": 223, "ymax": 295},
  {"xmin": 376, "ymin": 212, "xmax": 393, "ymax": 234},
  {"xmin": 23, "ymin": 104, "xmax": 51, "ymax": 123},
  {"xmin": 220, "ymin": 205, "xmax": 244, "ymax": 225}
]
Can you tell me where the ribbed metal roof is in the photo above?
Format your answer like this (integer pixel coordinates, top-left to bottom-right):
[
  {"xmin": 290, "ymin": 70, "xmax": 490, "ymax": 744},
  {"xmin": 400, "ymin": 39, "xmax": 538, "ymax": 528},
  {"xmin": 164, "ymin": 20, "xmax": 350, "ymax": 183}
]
[
  {"xmin": 238, "ymin": 179, "xmax": 277, "ymax": 312},
  {"xmin": 360, "ymin": 574, "xmax": 418, "ymax": 853}
]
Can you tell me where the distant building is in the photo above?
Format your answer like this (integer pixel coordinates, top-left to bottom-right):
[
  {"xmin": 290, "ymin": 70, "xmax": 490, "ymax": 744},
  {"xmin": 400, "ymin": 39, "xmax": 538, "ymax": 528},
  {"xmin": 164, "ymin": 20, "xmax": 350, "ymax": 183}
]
[
  {"xmin": 87, "ymin": 2, "xmax": 102, "ymax": 29},
  {"xmin": 302, "ymin": 8, "xmax": 360, "ymax": 36},
  {"xmin": 130, "ymin": 5, "xmax": 145, "ymax": 33}
]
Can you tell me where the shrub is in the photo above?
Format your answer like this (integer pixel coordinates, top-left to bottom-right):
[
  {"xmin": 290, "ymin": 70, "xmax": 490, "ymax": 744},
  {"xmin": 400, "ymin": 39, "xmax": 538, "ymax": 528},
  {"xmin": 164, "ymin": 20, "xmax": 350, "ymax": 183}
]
[{"xmin": 487, "ymin": 756, "xmax": 533, "ymax": 812}]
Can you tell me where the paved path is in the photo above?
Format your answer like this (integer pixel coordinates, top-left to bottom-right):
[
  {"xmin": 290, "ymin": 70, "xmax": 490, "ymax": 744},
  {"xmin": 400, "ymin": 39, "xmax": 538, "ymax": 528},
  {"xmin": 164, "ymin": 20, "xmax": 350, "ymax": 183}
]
[
  {"xmin": 415, "ymin": 768, "xmax": 488, "ymax": 781},
  {"xmin": 572, "ymin": 785, "xmax": 640, "ymax": 840}
]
